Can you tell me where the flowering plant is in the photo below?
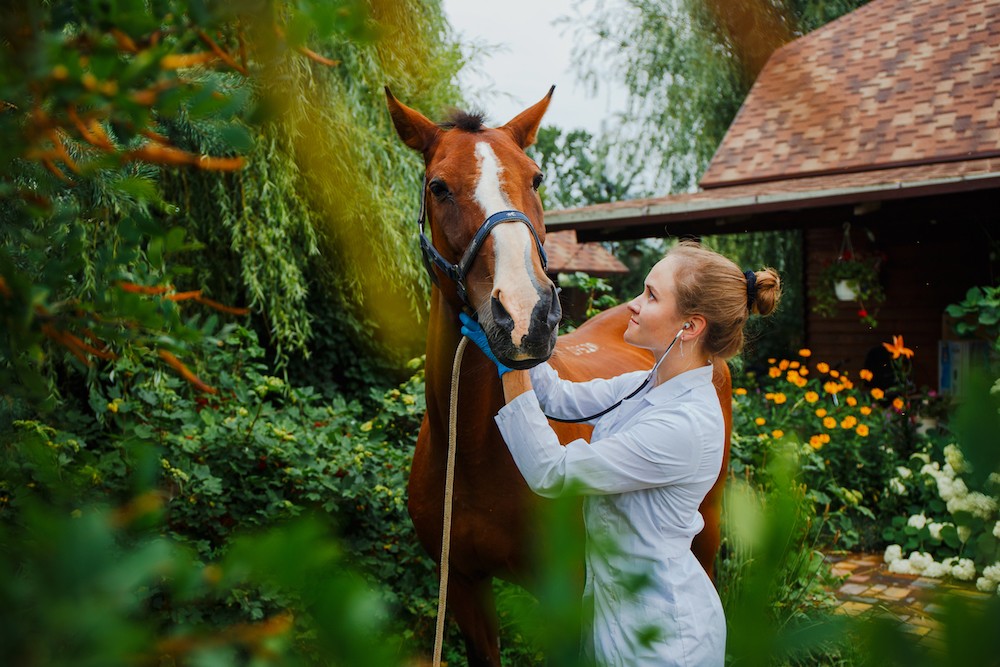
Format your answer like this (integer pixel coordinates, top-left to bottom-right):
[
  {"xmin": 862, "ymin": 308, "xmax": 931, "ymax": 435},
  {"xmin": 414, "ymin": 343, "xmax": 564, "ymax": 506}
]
[{"xmin": 812, "ymin": 255, "xmax": 886, "ymax": 328}]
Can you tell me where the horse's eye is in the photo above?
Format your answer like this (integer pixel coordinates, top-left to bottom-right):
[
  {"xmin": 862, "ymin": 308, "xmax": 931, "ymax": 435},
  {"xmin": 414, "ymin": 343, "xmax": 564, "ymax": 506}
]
[
  {"xmin": 428, "ymin": 178, "xmax": 450, "ymax": 200},
  {"xmin": 532, "ymin": 172, "xmax": 544, "ymax": 191}
]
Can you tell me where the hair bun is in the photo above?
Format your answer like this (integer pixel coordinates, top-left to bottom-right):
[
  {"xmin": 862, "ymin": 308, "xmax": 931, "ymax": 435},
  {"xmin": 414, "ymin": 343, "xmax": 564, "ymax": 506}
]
[{"xmin": 751, "ymin": 267, "xmax": 781, "ymax": 317}]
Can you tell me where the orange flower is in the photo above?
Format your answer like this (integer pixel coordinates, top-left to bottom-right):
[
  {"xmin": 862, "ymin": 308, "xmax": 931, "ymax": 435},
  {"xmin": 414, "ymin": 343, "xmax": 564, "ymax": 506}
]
[
  {"xmin": 841, "ymin": 415, "xmax": 858, "ymax": 429},
  {"xmin": 735, "ymin": 387, "xmax": 748, "ymax": 396},
  {"xmin": 823, "ymin": 381, "xmax": 843, "ymax": 395},
  {"xmin": 799, "ymin": 349, "xmax": 812, "ymax": 358},
  {"xmin": 892, "ymin": 397, "xmax": 905, "ymax": 411},
  {"xmin": 815, "ymin": 408, "xmax": 827, "ymax": 418},
  {"xmin": 755, "ymin": 417, "xmax": 766, "ymax": 426},
  {"xmin": 789, "ymin": 360, "xmax": 801, "ymax": 369},
  {"xmin": 768, "ymin": 358, "xmax": 777, "ymax": 364},
  {"xmin": 805, "ymin": 391, "xmax": 819, "ymax": 403},
  {"xmin": 817, "ymin": 362, "xmax": 830, "ymax": 374},
  {"xmin": 846, "ymin": 396, "xmax": 858, "ymax": 407},
  {"xmin": 883, "ymin": 335, "xmax": 914, "ymax": 360},
  {"xmin": 772, "ymin": 393, "xmax": 787, "ymax": 405},
  {"xmin": 830, "ymin": 369, "xmax": 840, "ymax": 378},
  {"xmin": 841, "ymin": 378, "xmax": 854, "ymax": 390},
  {"xmin": 809, "ymin": 435, "xmax": 824, "ymax": 450},
  {"xmin": 769, "ymin": 366, "xmax": 782, "ymax": 378},
  {"xmin": 820, "ymin": 433, "xmax": 831, "ymax": 443},
  {"xmin": 799, "ymin": 367, "xmax": 810, "ymax": 376},
  {"xmin": 860, "ymin": 369, "xmax": 874, "ymax": 381},
  {"xmin": 779, "ymin": 359, "xmax": 790, "ymax": 370},
  {"xmin": 771, "ymin": 429, "xmax": 785, "ymax": 438},
  {"xmin": 871, "ymin": 388, "xmax": 885, "ymax": 400},
  {"xmin": 823, "ymin": 416, "xmax": 837, "ymax": 429},
  {"xmin": 860, "ymin": 406, "xmax": 873, "ymax": 415},
  {"xmin": 856, "ymin": 424, "xmax": 870, "ymax": 437}
]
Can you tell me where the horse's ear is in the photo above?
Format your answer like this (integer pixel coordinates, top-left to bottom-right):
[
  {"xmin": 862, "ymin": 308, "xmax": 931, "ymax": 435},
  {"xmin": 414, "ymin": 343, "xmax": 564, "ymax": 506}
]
[
  {"xmin": 385, "ymin": 87, "xmax": 439, "ymax": 153},
  {"xmin": 501, "ymin": 85, "xmax": 555, "ymax": 149}
]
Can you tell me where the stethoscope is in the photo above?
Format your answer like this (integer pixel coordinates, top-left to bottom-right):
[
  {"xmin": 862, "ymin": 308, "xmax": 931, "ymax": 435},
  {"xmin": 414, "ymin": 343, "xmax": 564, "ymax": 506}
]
[{"xmin": 545, "ymin": 322, "xmax": 692, "ymax": 424}]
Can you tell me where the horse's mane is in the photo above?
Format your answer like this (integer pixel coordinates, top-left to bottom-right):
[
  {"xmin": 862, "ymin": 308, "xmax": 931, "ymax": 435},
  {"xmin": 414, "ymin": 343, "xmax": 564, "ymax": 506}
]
[{"xmin": 439, "ymin": 108, "xmax": 486, "ymax": 132}]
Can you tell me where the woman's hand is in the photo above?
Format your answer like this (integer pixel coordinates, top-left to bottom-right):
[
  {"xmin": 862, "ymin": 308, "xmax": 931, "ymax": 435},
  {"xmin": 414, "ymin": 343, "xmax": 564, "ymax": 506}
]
[{"xmin": 459, "ymin": 312, "xmax": 513, "ymax": 377}]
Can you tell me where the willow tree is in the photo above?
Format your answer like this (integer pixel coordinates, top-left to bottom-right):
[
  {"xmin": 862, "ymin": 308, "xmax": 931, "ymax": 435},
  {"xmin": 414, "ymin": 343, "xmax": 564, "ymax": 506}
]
[
  {"xmin": 567, "ymin": 0, "xmax": 870, "ymax": 193},
  {"xmin": 159, "ymin": 1, "xmax": 463, "ymax": 393}
]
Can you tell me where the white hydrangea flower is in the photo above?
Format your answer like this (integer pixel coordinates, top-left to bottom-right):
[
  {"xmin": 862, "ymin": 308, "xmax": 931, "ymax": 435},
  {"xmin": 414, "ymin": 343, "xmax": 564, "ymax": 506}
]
[
  {"xmin": 958, "ymin": 525, "xmax": 972, "ymax": 543},
  {"xmin": 944, "ymin": 444, "xmax": 967, "ymax": 473},
  {"xmin": 907, "ymin": 514, "xmax": 928, "ymax": 530},
  {"xmin": 983, "ymin": 562, "xmax": 1000, "ymax": 582},
  {"xmin": 922, "ymin": 562, "xmax": 950, "ymax": 579},
  {"xmin": 884, "ymin": 544, "xmax": 903, "ymax": 564},
  {"xmin": 920, "ymin": 462, "xmax": 941, "ymax": 477},
  {"xmin": 896, "ymin": 466, "xmax": 913, "ymax": 479},
  {"xmin": 908, "ymin": 551, "xmax": 935, "ymax": 572},
  {"xmin": 888, "ymin": 478, "xmax": 907, "ymax": 495},
  {"xmin": 947, "ymin": 491, "xmax": 998, "ymax": 519},
  {"xmin": 994, "ymin": 521, "xmax": 1000, "ymax": 539},
  {"xmin": 977, "ymin": 576, "xmax": 995, "ymax": 592},
  {"xmin": 912, "ymin": 452, "xmax": 931, "ymax": 464},
  {"xmin": 951, "ymin": 558, "xmax": 977, "ymax": 581},
  {"xmin": 989, "ymin": 472, "xmax": 1000, "ymax": 485},
  {"xmin": 888, "ymin": 559, "xmax": 915, "ymax": 574},
  {"xmin": 928, "ymin": 522, "xmax": 947, "ymax": 540}
]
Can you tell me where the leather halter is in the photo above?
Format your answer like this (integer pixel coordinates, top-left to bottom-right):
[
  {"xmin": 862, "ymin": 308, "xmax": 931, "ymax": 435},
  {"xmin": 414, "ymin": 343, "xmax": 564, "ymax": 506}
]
[{"xmin": 416, "ymin": 179, "xmax": 548, "ymax": 307}]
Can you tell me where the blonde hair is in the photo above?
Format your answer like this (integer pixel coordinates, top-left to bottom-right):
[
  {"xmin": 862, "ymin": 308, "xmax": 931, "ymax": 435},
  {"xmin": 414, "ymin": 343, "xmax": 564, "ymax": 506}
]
[{"xmin": 667, "ymin": 240, "xmax": 781, "ymax": 360}]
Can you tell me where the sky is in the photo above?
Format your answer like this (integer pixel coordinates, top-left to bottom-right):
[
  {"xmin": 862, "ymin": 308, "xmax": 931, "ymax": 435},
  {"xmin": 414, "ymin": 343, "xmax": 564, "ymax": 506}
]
[{"xmin": 440, "ymin": 0, "xmax": 627, "ymax": 134}]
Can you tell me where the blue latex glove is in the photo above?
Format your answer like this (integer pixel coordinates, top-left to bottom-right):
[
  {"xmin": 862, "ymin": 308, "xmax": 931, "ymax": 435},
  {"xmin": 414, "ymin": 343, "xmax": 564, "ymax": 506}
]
[{"xmin": 459, "ymin": 311, "xmax": 513, "ymax": 377}]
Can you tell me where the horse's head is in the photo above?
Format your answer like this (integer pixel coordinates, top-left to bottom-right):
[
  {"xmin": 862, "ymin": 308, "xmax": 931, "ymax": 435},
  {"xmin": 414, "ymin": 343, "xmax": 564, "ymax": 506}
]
[{"xmin": 386, "ymin": 87, "xmax": 561, "ymax": 369}]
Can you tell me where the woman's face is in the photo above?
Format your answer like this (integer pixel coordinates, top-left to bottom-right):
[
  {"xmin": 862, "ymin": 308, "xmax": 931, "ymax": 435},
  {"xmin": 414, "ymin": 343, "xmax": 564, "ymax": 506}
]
[{"xmin": 624, "ymin": 255, "xmax": 689, "ymax": 351}]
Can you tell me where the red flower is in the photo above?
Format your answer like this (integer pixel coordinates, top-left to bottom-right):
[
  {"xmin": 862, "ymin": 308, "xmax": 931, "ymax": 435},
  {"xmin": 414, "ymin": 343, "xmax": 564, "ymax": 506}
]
[{"xmin": 858, "ymin": 308, "xmax": 868, "ymax": 318}]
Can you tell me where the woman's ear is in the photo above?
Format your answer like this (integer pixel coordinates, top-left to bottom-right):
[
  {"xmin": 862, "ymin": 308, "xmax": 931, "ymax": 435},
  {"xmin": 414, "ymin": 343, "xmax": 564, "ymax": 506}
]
[{"xmin": 685, "ymin": 315, "xmax": 708, "ymax": 339}]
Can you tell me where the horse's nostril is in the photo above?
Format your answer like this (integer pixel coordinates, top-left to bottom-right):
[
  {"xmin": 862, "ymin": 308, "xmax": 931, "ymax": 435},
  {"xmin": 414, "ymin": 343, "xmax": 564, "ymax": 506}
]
[
  {"xmin": 491, "ymin": 296, "xmax": 514, "ymax": 334},
  {"xmin": 546, "ymin": 284, "xmax": 562, "ymax": 329}
]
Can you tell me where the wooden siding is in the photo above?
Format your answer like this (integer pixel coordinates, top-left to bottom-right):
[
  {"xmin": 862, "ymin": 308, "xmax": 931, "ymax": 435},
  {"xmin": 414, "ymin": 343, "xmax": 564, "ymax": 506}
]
[{"xmin": 805, "ymin": 216, "xmax": 994, "ymax": 390}]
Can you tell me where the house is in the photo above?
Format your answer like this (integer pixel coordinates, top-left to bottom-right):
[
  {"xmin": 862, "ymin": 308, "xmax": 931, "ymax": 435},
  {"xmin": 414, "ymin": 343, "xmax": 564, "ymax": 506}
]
[
  {"xmin": 543, "ymin": 229, "xmax": 629, "ymax": 321},
  {"xmin": 545, "ymin": 0, "xmax": 1000, "ymax": 390}
]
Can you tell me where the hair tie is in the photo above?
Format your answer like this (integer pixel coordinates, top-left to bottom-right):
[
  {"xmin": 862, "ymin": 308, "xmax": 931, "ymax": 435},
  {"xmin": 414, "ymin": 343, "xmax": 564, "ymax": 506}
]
[{"xmin": 744, "ymin": 270, "xmax": 757, "ymax": 312}]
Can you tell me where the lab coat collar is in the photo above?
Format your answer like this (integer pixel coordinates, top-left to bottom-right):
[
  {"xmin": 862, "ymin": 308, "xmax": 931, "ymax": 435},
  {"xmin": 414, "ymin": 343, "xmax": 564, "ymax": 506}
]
[{"xmin": 641, "ymin": 363, "xmax": 715, "ymax": 405}]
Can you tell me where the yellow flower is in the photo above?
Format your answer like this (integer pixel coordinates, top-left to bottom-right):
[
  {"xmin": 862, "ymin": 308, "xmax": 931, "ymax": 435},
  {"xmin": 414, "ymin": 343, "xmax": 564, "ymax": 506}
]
[
  {"xmin": 755, "ymin": 417, "xmax": 766, "ymax": 426},
  {"xmin": 846, "ymin": 396, "xmax": 858, "ymax": 406},
  {"xmin": 773, "ymin": 393, "xmax": 787, "ymax": 405},
  {"xmin": 823, "ymin": 381, "xmax": 842, "ymax": 395},
  {"xmin": 106, "ymin": 399, "xmax": 121, "ymax": 413},
  {"xmin": 860, "ymin": 369, "xmax": 874, "ymax": 381},
  {"xmin": 823, "ymin": 416, "xmax": 837, "ymax": 429},
  {"xmin": 860, "ymin": 406, "xmax": 872, "ymax": 415},
  {"xmin": 360, "ymin": 421, "xmax": 374, "ymax": 432},
  {"xmin": 771, "ymin": 429, "xmax": 785, "ymax": 438},
  {"xmin": 768, "ymin": 367, "xmax": 782, "ymax": 378},
  {"xmin": 799, "ymin": 349, "xmax": 812, "ymax": 358},
  {"xmin": 805, "ymin": 391, "xmax": 819, "ymax": 403},
  {"xmin": 892, "ymin": 397, "xmax": 905, "ymax": 410},
  {"xmin": 871, "ymin": 388, "xmax": 885, "ymax": 400},
  {"xmin": 856, "ymin": 424, "xmax": 870, "ymax": 437},
  {"xmin": 841, "ymin": 415, "xmax": 858, "ymax": 429},
  {"xmin": 809, "ymin": 435, "xmax": 824, "ymax": 450},
  {"xmin": 735, "ymin": 387, "xmax": 748, "ymax": 395},
  {"xmin": 883, "ymin": 335, "xmax": 914, "ymax": 360},
  {"xmin": 815, "ymin": 408, "xmax": 827, "ymax": 418},
  {"xmin": 817, "ymin": 362, "xmax": 830, "ymax": 374}
]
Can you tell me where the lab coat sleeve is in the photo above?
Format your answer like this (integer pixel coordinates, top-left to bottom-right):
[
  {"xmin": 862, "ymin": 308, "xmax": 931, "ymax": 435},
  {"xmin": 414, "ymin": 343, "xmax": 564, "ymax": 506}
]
[
  {"xmin": 495, "ymin": 390, "xmax": 702, "ymax": 498},
  {"xmin": 529, "ymin": 363, "xmax": 648, "ymax": 425}
]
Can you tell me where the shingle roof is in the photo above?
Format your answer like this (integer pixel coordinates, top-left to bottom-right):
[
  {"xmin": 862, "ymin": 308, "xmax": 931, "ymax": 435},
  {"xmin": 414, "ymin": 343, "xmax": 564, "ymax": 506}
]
[
  {"xmin": 542, "ymin": 230, "xmax": 629, "ymax": 275},
  {"xmin": 701, "ymin": 0, "xmax": 1000, "ymax": 188}
]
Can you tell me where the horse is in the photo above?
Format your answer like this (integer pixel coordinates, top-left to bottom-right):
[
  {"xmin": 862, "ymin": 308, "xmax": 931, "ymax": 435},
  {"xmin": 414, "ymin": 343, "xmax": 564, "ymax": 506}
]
[{"xmin": 385, "ymin": 87, "xmax": 733, "ymax": 666}]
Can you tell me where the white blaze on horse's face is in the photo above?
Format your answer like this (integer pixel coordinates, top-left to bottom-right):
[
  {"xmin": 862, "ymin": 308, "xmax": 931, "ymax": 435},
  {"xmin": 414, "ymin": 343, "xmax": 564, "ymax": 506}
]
[{"xmin": 473, "ymin": 141, "xmax": 542, "ymax": 348}]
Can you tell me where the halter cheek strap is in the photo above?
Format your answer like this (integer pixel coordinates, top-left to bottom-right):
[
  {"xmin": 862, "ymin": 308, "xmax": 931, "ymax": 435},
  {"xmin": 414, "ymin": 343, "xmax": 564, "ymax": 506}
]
[{"xmin": 417, "ymin": 179, "xmax": 548, "ymax": 307}]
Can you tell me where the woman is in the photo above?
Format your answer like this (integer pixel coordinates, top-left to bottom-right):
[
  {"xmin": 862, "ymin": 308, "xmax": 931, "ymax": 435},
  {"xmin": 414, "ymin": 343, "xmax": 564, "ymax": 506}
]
[{"xmin": 460, "ymin": 240, "xmax": 781, "ymax": 666}]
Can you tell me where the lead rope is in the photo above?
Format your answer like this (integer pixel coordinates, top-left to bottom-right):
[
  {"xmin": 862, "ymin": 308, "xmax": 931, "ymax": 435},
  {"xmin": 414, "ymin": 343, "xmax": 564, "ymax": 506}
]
[{"xmin": 432, "ymin": 336, "xmax": 468, "ymax": 667}]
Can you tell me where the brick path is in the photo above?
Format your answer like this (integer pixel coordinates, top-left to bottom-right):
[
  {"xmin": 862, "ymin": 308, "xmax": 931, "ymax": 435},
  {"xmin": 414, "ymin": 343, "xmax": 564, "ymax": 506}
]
[{"xmin": 827, "ymin": 552, "xmax": 992, "ymax": 650}]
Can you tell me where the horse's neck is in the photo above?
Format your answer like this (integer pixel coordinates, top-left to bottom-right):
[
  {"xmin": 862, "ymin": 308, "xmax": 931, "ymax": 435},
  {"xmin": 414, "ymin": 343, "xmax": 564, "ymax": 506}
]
[{"xmin": 424, "ymin": 290, "xmax": 504, "ymax": 429}]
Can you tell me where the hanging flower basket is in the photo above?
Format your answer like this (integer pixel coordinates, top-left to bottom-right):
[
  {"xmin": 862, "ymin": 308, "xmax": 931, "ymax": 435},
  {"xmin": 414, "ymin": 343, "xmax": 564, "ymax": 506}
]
[{"xmin": 813, "ymin": 256, "xmax": 885, "ymax": 326}]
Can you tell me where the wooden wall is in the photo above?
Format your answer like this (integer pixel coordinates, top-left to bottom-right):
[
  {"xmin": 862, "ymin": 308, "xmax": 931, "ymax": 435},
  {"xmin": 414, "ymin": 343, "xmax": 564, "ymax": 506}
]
[{"xmin": 804, "ymin": 202, "xmax": 995, "ymax": 391}]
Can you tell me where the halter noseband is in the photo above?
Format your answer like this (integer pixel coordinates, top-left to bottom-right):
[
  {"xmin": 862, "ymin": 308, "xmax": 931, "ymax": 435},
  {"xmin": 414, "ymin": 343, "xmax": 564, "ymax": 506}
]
[{"xmin": 416, "ymin": 179, "xmax": 548, "ymax": 307}]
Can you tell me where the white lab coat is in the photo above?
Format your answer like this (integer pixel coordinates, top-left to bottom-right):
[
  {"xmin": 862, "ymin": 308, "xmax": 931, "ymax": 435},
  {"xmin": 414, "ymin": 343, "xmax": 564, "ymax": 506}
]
[{"xmin": 494, "ymin": 362, "xmax": 726, "ymax": 666}]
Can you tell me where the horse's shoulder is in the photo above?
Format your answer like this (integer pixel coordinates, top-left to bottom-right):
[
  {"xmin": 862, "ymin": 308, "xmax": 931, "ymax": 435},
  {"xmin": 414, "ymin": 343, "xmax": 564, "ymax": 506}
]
[{"xmin": 548, "ymin": 304, "xmax": 652, "ymax": 381}]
